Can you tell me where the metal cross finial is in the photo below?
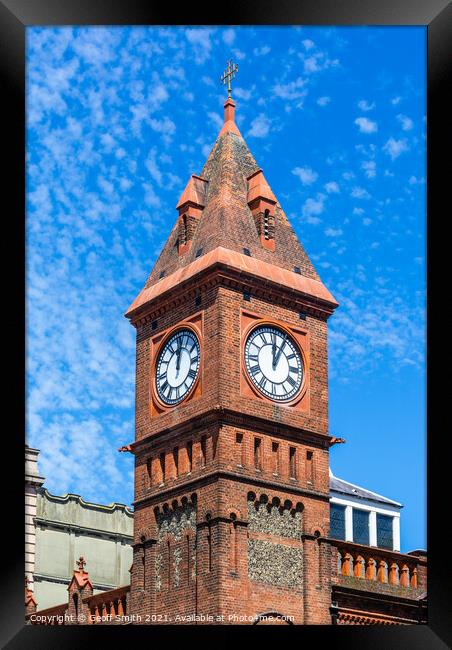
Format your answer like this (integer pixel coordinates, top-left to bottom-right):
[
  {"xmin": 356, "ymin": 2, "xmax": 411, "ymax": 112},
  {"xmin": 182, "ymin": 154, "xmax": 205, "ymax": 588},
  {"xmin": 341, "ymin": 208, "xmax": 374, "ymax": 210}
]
[
  {"xmin": 220, "ymin": 59, "xmax": 239, "ymax": 98},
  {"xmin": 76, "ymin": 556, "xmax": 86, "ymax": 571}
]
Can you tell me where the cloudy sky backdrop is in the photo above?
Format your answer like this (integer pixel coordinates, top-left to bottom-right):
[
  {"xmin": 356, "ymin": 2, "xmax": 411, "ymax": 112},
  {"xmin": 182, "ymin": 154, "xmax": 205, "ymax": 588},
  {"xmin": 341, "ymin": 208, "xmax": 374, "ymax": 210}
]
[{"xmin": 26, "ymin": 26, "xmax": 426, "ymax": 551}]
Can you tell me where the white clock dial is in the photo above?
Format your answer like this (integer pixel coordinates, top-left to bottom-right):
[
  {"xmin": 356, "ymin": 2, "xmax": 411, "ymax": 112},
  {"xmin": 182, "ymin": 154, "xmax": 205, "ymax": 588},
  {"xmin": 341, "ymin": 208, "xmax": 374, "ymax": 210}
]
[
  {"xmin": 244, "ymin": 325, "xmax": 303, "ymax": 402},
  {"xmin": 156, "ymin": 328, "xmax": 200, "ymax": 405}
]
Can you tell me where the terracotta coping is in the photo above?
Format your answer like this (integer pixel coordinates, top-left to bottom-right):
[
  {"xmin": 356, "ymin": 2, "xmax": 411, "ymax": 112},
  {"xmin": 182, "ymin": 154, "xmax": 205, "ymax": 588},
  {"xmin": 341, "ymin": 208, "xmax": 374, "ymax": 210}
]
[
  {"xmin": 176, "ymin": 174, "xmax": 208, "ymax": 210},
  {"xmin": 125, "ymin": 246, "xmax": 338, "ymax": 320}
]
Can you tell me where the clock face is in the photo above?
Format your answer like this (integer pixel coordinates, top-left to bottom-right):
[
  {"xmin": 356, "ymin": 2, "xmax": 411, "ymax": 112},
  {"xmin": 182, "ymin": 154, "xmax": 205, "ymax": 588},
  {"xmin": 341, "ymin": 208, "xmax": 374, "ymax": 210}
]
[
  {"xmin": 156, "ymin": 328, "xmax": 200, "ymax": 405},
  {"xmin": 244, "ymin": 325, "xmax": 303, "ymax": 402}
]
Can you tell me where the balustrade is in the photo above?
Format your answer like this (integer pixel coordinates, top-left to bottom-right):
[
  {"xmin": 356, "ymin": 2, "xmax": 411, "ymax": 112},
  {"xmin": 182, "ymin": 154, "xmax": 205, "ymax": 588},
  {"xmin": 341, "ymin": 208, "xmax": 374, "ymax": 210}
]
[
  {"xmin": 85, "ymin": 586, "xmax": 129, "ymax": 624},
  {"xmin": 332, "ymin": 540, "xmax": 424, "ymax": 592}
]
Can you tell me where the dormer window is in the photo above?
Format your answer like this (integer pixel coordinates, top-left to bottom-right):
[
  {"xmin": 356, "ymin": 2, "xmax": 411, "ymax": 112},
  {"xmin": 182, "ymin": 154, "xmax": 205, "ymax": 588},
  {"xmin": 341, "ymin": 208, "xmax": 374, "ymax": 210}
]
[
  {"xmin": 246, "ymin": 170, "xmax": 277, "ymax": 251},
  {"xmin": 176, "ymin": 174, "xmax": 208, "ymax": 256},
  {"xmin": 180, "ymin": 214, "xmax": 187, "ymax": 246}
]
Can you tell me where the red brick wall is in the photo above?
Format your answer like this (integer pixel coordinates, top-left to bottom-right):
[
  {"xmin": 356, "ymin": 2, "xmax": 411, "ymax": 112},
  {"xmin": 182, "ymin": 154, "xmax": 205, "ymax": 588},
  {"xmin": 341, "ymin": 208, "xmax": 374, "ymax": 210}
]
[{"xmin": 130, "ymin": 274, "xmax": 334, "ymax": 624}]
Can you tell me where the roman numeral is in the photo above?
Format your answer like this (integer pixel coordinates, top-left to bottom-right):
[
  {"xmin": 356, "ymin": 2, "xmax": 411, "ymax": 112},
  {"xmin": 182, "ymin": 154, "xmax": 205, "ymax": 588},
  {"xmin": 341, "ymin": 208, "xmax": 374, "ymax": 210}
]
[
  {"xmin": 191, "ymin": 355, "xmax": 199, "ymax": 365},
  {"xmin": 248, "ymin": 354, "xmax": 259, "ymax": 362},
  {"xmin": 288, "ymin": 366, "xmax": 298, "ymax": 374},
  {"xmin": 271, "ymin": 383, "xmax": 277, "ymax": 395},
  {"xmin": 287, "ymin": 354, "xmax": 296, "ymax": 360},
  {"xmin": 287, "ymin": 376, "xmax": 296, "ymax": 387},
  {"xmin": 250, "ymin": 364, "xmax": 260, "ymax": 376},
  {"xmin": 160, "ymin": 380, "xmax": 169, "ymax": 393},
  {"xmin": 174, "ymin": 387, "xmax": 180, "ymax": 400},
  {"xmin": 188, "ymin": 369, "xmax": 197, "ymax": 379},
  {"xmin": 258, "ymin": 376, "xmax": 267, "ymax": 389}
]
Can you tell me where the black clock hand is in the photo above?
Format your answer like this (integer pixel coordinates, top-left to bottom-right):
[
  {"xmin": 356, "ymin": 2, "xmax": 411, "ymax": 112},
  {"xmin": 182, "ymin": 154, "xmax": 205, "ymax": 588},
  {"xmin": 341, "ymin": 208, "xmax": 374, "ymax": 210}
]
[
  {"xmin": 274, "ymin": 334, "xmax": 287, "ymax": 368},
  {"xmin": 271, "ymin": 333, "xmax": 277, "ymax": 369},
  {"xmin": 175, "ymin": 339, "xmax": 182, "ymax": 376}
]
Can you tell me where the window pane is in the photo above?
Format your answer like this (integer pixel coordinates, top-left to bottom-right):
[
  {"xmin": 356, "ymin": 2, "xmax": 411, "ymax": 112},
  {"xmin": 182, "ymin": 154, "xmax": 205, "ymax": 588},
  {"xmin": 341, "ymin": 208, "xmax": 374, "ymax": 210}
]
[
  {"xmin": 377, "ymin": 514, "xmax": 394, "ymax": 550},
  {"xmin": 330, "ymin": 504, "xmax": 345, "ymax": 540},
  {"xmin": 353, "ymin": 509, "xmax": 369, "ymax": 545}
]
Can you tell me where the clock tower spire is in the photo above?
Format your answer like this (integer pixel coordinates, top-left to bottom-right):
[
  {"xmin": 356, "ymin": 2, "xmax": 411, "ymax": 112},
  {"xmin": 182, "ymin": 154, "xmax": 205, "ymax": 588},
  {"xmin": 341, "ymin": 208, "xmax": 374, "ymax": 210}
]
[{"xmin": 126, "ymin": 74, "xmax": 338, "ymax": 624}]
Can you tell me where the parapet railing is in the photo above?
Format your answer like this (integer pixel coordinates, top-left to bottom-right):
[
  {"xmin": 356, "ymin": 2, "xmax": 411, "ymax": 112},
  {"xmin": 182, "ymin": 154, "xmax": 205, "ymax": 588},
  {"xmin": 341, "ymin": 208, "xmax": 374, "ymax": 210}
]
[
  {"xmin": 330, "ymin": 539, "xmax": 426, "ymax": 592},
  {"xmin": 83, "ymin": 585, "xmax": 130, "ymax": 624}
]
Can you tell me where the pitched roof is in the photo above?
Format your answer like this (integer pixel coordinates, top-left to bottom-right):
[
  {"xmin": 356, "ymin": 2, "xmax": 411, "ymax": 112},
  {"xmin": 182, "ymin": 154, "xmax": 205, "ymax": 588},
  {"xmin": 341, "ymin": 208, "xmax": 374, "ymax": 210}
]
[
  {"xmin": 330, "ymin": 472, "xmax": 402, "ymax": 508},
  {"xmin": 137, "ymin": 97, "xmax": 326, "ymax": 298}
]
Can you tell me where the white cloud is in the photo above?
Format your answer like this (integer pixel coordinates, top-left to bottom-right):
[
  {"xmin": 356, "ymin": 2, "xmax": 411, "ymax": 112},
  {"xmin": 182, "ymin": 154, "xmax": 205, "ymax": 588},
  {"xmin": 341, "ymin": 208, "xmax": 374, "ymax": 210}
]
[
  {"xmin": 142, "ymin": 182, "xmax": 161, "ymax": 207},
  {"xmin": 362, "ymin": 160, "xmax": 376, "ymax": 178},
  {"xmin": 234, "ymin": 86, "xmax": 254, "ymax": 101},
  {"xmin": 272, "ymin": 77, "xmax": 307, "ymax": 101},
  {"xmin": 208, "ymin": 111, "xmax": 223, "ymax": 130},
  {"xmin": 409, "ymin": 175, "xmax": 425, "ymax": 185},
  {"xmin": 301, "ymin": 193, "xmax": 326, "ymax": 224},
  {"xmin": 357, "ymin": 99, "xmax": 375, "ymax": 111},
  {"xmin": 351, "ymin": 186, "xmax": 371, "ymax": 199},
  {"xmin": 232, "ymin": 49, "xmax": 246, "ymax": 61},
  {"xmin": 383, "ymin": 137, "xmax": 409, "ymax": 160},
  {"xmin": 391, "ymin": 96, "xmax": 402, "ymax": 105},
  {"xmin": 302, "ymin": 52, "xmax": 339, "ymax": 74},
  {"xmin": 397, "ymin": 114, "xmax": 414, "ymax": 131},
  {"xmin": 302, "ymin": 39, "xmax": 315, "ymax": 50},
  {"xmin": 148, "ymin": 116, "xmax": 176, "ymax": 135},
  {"xmin": 324, "ymin": 181, "xmax": 340, "ymax": 193},
  {"xmin": 253, "ymin": 46, "xmax": 271, "ymax": 56},
  {"xmin": 185, "ymin": 28, "xmax": 213, "ymax": 64},
  {"xmin": 247, "ymin": 114, "xmax": 271, "ymax": 138},
  {"xmin": 292, "ymin": 166, "xmax": 318, "ymax": 185},
  {"xmin": 222, "ymin": 28, "xmax": 235, "ymax": 45},
  {"xmin": 354, "ymin": 117, "xmax": 378, "ymax": 133},
  {"xmin": 325, "ymin": 227, "xmax": 343, "ymax": 237},
  {"xmin": 317, "ymin": 96, "xmax": 330, "ymax": 106}
]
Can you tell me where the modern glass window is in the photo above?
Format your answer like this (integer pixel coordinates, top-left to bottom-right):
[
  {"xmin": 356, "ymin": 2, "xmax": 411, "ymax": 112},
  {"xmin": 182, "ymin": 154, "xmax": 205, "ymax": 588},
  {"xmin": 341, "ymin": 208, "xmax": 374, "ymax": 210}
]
[
  {"xmin": 330, "ymin": 504, "xmax": 346, "ymax": 540},
  {"xmin": 377, "ymin": 513, "xmax": 394, "ymax": 550},
  {"xmin": 353, "ymin": 509, "xmax": 369, "ymax": 545}
]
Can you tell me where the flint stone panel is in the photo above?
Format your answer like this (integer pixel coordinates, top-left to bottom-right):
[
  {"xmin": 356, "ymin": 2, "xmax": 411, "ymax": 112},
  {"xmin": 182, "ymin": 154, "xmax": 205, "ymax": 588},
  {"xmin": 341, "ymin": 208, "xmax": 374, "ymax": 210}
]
[
  {"xmin": 155, "ymin": 503, "xmax": 196, "ymax": 591},
  {"xmin": 248, "ymin": 501, "xmax": 301, "ymax": 539},
  {"xmin": 248, "ymin": 539, "xmax": 303, "ymax": 589}
]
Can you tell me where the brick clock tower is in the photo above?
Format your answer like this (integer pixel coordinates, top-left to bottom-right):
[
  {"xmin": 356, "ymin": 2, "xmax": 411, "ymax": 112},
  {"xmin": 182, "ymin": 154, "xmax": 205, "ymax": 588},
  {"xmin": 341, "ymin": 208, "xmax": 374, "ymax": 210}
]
[{"xmin": 125, "ymin": 67, "xmax": 339, "ymax": 625}]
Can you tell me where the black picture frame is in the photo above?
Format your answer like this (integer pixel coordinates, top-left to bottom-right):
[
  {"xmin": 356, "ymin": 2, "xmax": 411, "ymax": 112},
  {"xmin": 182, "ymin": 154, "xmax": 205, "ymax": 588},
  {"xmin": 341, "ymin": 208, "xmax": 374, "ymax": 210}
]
[{"xmin": 2, "ymin": 0, "xmax": 450, "ymax": 647}]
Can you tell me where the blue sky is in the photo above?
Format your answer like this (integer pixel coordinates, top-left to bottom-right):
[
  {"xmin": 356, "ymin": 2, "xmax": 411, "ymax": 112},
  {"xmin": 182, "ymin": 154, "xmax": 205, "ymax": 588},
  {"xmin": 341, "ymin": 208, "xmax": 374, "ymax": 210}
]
[{"xmin": 26, "ymin": 26, "xmax": 426, "ymax": 552}]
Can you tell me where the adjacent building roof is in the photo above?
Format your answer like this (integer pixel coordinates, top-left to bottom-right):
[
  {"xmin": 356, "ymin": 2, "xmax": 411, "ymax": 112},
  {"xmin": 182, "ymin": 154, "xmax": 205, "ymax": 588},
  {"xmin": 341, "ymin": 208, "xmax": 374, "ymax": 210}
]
[{"xmin": 330, "ymin": 471, "xmax": 402, "ymax": 508}]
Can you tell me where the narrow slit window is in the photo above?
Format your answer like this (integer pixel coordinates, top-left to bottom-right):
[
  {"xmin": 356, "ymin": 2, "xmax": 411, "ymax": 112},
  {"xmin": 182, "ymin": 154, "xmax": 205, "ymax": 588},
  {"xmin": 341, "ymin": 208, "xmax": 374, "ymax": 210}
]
[
  {"xmin": 159, "ymin": 452, "xmax": 166, "ymax": 483},
  {"xmin": 146, "ymin": 457, "xmax": 152, "ymax": 486},
  {"xmin": 187, "ymin": 441, "xmax": 193, "ymax": 473},
  {"xmin": 289, "ymin": 446, "xmax": 297, "ymax": 479},
  {"xmin": 272, "ymin": 442, "xmax": 279, "ymax": 475},
  {"xmin": 254, "ymin": 438, "xmax": 262, "ymax": 470},
  {"xmin": 173, "ymin": 447, "xmax": 179, "ymax": 477},
  {"xmin": 201, "ymin": 435, "xmax": 207, "ymax": 467},
  {"xmin": 236, "ymin": 432, "xmax": 244, "ymax": 466},
  {"xmin": 306, "ymin": 450, "xmax": 314, "ymax": 483}
]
